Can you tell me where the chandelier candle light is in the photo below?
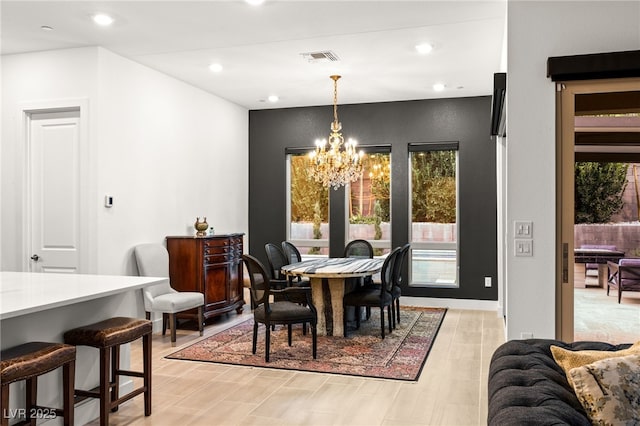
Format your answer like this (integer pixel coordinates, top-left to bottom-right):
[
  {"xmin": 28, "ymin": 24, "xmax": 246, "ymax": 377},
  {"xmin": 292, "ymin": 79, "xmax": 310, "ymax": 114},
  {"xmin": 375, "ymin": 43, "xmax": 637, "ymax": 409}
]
[{"xmin": 309, "ymin": 75, "xmax": 364, "ymax": 190}]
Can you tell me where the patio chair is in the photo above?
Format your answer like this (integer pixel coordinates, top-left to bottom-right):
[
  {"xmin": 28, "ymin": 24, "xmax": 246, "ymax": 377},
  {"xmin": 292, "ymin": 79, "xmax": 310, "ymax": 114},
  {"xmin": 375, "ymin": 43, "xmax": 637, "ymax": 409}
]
[{"xmin": 607, "ymin": 258, "xmax": 640, "ymax": 303}]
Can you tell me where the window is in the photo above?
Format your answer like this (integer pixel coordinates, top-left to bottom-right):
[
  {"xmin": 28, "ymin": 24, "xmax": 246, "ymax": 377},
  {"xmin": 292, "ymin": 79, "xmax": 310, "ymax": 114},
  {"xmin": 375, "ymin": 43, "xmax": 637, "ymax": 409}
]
[
  {"xmin": 346, "ymin": 151, "xmax": 391, "ymax": 256},
  {"xmin": 409, "ymin": 144, "xmax": 459, "ymax": 287},
  {"xmin": 286, "ymin": 153, "xmax": 329, "ymax": 256}
]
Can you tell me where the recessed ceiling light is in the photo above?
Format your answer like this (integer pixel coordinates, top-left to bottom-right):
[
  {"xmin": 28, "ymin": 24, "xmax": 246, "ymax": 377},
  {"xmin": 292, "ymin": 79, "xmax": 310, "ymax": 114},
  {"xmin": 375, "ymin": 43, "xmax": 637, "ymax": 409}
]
[
  {"xmin": 93, "ymin": 13, "xmax": 114, "ymax": 26},
  {"xmin": 433, "ymin": 83, "xmax": 445, "ymax": 92},
  {"xmin": 40, "ymin": 25, "xmax": 54, "ymax": 31},
  {"xmin": 209, "ymin": 63, "xmax": 223, "ymax": 73},
  {"xmin": 415, "ymin": 43, "xmax": 433, "ymax": 54},
  {"xmin": 245, "ymin": 0, "xmax": 265, "ymax": 5},
  {"xmin": 268, "ymin": 95, "xmax": 279, "ymax": 103}
]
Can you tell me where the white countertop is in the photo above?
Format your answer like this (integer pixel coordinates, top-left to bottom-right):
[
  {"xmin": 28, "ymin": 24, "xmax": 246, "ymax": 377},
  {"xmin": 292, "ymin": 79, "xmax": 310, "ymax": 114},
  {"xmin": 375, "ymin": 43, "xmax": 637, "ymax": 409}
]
[{"xmin": 0, "ymin": 271, "xmax": 167, "ymax": 320}]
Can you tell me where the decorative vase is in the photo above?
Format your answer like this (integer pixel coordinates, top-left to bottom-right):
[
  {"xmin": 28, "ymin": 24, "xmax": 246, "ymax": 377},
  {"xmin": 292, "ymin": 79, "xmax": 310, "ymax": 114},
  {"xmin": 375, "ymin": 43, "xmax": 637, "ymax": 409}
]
[{"xmin": 194, "ymin": 217, "xmax": 209, "ymax": 237}]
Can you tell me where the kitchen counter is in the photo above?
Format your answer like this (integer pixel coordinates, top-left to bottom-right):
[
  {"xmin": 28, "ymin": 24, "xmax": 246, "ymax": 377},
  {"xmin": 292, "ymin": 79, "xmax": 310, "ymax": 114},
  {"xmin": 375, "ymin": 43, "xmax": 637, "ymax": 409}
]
[
  {"xmin": 0, "ymin": 271, "xmax": 166, "ymax": 425},
  {"xmin": 0, "ymin": 271, "xmax": 166, "ymax": 320}
]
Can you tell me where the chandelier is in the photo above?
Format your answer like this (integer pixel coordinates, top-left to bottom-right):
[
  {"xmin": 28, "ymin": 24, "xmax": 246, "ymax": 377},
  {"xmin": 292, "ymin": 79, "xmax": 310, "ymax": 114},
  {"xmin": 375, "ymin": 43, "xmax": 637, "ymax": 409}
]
[{"xmin": 309, "ymin": 75, "xmax": 363, "ymax": 190}]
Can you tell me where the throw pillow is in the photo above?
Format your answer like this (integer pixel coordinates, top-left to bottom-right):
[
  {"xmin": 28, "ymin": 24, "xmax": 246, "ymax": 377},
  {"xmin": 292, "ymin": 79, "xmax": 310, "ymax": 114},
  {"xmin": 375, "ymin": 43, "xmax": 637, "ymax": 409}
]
[
  {"xmin": 569, "ymin": 354, "xmax": 640, "ymax": 425},
  {"xmin": 551, "ymin": 341, "xmax": 640, "ymax": 384}
]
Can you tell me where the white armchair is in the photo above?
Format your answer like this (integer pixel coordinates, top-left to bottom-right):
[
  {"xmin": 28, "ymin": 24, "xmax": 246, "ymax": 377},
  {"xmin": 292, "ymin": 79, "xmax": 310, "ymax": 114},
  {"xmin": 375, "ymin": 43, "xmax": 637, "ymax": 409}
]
[{"xmin": 134, "ymin": 243, "xmax": 204, "ymax": 346}]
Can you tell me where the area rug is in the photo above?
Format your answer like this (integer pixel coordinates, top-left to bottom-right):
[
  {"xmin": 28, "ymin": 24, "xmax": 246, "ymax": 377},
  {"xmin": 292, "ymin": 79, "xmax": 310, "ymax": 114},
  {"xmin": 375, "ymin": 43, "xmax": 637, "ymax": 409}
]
[{"xmin": 166, "ymin": 306, "xmax": 446, "ymax": 381}]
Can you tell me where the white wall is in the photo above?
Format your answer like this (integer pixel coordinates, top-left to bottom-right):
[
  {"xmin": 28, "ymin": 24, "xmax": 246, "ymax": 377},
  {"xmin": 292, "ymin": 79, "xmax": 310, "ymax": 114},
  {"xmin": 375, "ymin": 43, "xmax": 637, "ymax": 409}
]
[
  {"xmin": 505, "ymin": 1, "xmax": 640, "ymax": 340},
  {"xmin": 1, "ymin": 47, "xmax": 100, "ymax": 271},
  {"xmin": 1, "ymin": 47, "xmax": 249, "ymax": 275},
  {"xmin": 95, "ymin": 48, "xmax": 248, "ymax": 274}
]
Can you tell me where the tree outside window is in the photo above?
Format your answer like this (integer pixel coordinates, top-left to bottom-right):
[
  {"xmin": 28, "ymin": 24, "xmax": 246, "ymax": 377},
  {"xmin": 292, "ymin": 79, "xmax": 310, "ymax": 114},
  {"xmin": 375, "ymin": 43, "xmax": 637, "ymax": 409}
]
[{"xmin": 289, "ymin": 154, "xmax": 329, "ymax": 255}]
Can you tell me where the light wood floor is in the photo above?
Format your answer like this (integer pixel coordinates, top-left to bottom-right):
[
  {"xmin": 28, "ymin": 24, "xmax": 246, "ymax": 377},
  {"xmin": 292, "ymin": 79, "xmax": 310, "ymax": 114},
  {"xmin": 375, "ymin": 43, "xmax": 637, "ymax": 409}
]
[{"xmin": 86, "ymin": 302, "xmax": 505, "ymax": 426}]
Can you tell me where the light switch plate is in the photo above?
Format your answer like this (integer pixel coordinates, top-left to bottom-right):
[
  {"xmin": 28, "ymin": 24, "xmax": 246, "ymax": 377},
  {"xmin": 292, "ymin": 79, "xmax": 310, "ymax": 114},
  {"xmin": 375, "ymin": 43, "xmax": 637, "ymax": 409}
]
[
  {"xmin": 514, "ymin": 221, "xmax": 533, "ymax": 237},
  {"xmin": 515, "ymin": 239, "xmax": 533, "ymax": 257}
]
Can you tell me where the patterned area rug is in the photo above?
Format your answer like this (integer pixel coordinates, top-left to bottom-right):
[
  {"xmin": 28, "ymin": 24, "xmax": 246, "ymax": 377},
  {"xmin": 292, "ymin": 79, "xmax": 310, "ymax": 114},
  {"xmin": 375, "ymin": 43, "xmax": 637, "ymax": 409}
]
[{"xmin": 167, "ymin": 306, "xmax": 447, "ymax": 381}]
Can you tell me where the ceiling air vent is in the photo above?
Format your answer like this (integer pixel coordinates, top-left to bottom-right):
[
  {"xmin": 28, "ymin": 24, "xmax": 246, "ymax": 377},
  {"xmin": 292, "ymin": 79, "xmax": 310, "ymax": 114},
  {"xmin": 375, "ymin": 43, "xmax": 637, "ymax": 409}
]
[{"xmin": 301, "ymin": 50, "xmax": 340, "ymax": 63}]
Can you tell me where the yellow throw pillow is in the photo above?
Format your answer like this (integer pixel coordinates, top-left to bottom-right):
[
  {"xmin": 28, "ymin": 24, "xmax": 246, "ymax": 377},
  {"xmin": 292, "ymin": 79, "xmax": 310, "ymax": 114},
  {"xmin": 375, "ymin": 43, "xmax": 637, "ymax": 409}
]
[
  {"xmin": 569, "ymin": 354, "xmax": 640, "ymax": 425},
  {"xmin": 551, "ymin": 341, "xmax": 640, "ymax": 385}
]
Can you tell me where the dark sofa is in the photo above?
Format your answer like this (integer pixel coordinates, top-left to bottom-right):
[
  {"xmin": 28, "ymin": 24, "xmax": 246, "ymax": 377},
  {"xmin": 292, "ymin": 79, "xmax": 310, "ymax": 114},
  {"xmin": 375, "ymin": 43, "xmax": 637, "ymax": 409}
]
[{"xmin": 487, "ymin": 339, "xmax": 632, "ymax": 425}]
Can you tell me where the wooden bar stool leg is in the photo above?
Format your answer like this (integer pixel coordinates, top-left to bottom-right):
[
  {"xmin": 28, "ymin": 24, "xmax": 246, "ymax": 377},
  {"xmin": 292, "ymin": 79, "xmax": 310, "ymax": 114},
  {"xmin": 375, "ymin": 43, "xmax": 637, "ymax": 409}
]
[
  {"xmin": 63, "ymin": 360, "xmax": 75, "ymax": 426},
  {"xmin": 25, "ymin": 377, "xmax": 37, "ymax": 426},
  {"xmin": 99, "ymin": 347, "xmax": 110, "ymax": 426},
  {"xmin": 64, "ymin": 317, "xmax": 151, "ymax": 424},
  {"xmin": 0, "ymin": 384, "xmax": 8, "ymax": 426},
  {"xmin": 143, "ymin": 333, "xmax": 152, "ymax": 416},
  {"xmin": 111, "ymin": 345, "xmax": 120, "ymax": 412}
]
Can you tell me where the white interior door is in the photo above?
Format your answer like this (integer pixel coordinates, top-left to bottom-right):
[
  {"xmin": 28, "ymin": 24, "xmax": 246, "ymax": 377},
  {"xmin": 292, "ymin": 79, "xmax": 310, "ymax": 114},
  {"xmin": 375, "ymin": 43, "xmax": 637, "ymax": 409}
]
[{"xmin": 29, "ymin": 109, "xmax": 81, "ymax": 273}]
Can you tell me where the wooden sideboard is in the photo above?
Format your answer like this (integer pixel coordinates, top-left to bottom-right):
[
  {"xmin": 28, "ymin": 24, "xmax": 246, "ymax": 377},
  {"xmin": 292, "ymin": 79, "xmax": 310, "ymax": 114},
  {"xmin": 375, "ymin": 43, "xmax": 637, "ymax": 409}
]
[{"xmin": 166, "ymin": 233, "xmax": 244, "ymax": 322}]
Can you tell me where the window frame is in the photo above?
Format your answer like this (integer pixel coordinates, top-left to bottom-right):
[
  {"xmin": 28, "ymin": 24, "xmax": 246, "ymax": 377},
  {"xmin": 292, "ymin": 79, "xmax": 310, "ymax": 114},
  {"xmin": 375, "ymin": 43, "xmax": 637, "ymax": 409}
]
[
  {"xmin": 344, "ymin": 146, "xmax": 392, "ymax": 255},
  {"xmin": 408, "ymin": 142, "xmax": 460, "ymax": 287},
  {"xmin": 285, "ymin": 149, "xmax": 329, "ymax": 257}
]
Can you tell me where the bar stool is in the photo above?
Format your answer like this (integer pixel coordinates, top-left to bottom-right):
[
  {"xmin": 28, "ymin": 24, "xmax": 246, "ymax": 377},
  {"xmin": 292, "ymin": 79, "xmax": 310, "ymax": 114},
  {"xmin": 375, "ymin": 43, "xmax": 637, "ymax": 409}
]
[
  {"xmin": 63, "ymin": 317, "xmax": 152, "ymax": 426},
  {"xmin": 0, "ymin": 342, "xmax": 76, "ymax": 426}
]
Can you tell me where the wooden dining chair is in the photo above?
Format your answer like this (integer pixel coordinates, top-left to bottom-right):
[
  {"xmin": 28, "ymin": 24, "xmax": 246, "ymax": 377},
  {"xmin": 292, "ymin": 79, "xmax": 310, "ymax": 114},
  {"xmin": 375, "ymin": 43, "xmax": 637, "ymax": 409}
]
[
  {"xmin": 391, "ymin": 243, "xmax": 410, "ymax": 328},
  {"xmin": 342, "ymin": 247, "xmax": 400, "ymax": 339},
  {"xmin": 344, "ymin": 239, "xmax": 376, "ymax": 319},
  {"xmin": 282, "ymin": 241, "xmax": 303, "ymax": 264},
  {"xmin": 242, "ymin": 254, "xmax": 317, "ymax": 362},
  {"xmin": 281, "ymin": 241, "xmax": 310, "ymax": 287},
  {"xmin": 344, "ymin": 239, "xmax": 374, "ymax": 259}
]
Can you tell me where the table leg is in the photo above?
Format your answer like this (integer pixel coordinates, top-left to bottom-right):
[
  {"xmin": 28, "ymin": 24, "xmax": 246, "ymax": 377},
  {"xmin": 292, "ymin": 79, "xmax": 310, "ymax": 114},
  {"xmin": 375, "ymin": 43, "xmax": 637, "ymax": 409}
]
[
  {"xmin": 598, "ymin": 264, "xmax": 608, "ymax": 288},
  {"xmin": 310, "ymin": 278, "xmax": 327, "ymax": 336},
  {"xmin": 327, "ymin": 278, "xmax": 345, "ymax": 337},
  {"xmin": 309, "ymin": 277, "xmax": 346, "ymax": 336}
]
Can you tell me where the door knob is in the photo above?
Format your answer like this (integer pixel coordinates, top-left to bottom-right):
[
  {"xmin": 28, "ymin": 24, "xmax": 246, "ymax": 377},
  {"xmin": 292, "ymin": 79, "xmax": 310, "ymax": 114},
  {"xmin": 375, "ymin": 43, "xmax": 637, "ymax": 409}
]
[{"xmin": 30, "ymin": 254, "xmax": 40, "ymax": 261}]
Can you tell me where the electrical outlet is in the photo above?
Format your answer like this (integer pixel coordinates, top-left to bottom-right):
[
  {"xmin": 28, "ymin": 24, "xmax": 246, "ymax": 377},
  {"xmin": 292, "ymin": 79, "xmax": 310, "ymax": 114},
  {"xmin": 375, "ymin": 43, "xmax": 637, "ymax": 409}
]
[
  {"xmin": 484, "ymin": 277, "xmax": 492, "ymax": 288},
  {"xmin": 520, "ymin": 332, "xmax": 534, "ymax": 339}
]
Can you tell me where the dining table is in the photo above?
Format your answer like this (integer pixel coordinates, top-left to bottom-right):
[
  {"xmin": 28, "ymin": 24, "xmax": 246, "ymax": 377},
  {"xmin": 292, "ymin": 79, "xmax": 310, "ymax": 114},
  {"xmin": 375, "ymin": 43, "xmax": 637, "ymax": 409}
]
[{"xmin": 281, "ymin": 257, "xmax": 383, "ymax": 336}]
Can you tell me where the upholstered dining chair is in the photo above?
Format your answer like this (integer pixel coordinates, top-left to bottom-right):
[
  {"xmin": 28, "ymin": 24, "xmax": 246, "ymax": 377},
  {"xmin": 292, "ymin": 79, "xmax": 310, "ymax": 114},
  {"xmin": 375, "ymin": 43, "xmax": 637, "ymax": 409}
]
[
  {"xmin": 344, "ymin": 239, "xmax": 375, "ymax": 286},
  {"xmin": 344, "ymin": 239, "xmax": 374, "ymax": 259},
  {"xmin": 344, "ymin": 239, "xmax": 376, "ymax": 320},
  {"xmin": 281, "ymin": 241, "xmax": 310, "ymax": 287},
  {"xmin": 242, "ymin": 254, "xmax": 317, "ymax": 362},
  {"xmin": 133, "ymin": 243, "xmax": 204, "ymax": 346},
  {"xmin": 607, "ymin": 258, "xmax": 640, "ymax": 303},
  {"xmin": 391, "ymin": 243, "xmax": 410, "ymax": 329},
  {"xmin": 264, "ymin": 243, "xmax": 291, "ymax": 290},
  {"xmin": 343, "ymin": 246, "xmax": 400, "ymax": 339},
  {"xmin": 281, "ymin": 241, "xmax": 302, "ymax": 264}
]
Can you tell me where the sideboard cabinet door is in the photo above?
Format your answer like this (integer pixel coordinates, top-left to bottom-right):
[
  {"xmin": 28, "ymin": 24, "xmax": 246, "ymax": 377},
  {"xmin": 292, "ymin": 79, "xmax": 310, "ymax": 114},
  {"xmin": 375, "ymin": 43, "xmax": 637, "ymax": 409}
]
[{"xmin": 166, "ymin": 233, "xmax": 244, "ymax": 322}]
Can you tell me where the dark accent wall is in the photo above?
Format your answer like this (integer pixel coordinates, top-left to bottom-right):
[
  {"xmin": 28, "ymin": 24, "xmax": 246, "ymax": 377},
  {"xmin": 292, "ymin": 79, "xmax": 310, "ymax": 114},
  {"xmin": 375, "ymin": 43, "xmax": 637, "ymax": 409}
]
[{"xmin": 248, "ymin": 96, "xmax": 497, "ymax": 300}]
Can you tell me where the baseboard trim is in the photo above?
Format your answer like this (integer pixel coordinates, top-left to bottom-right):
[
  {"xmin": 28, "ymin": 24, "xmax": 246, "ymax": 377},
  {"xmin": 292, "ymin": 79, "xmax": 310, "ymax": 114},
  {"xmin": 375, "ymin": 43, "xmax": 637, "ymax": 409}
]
[{"xmin": 401, "ymin": 296, "xmax": 499, "ymax": 312}]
